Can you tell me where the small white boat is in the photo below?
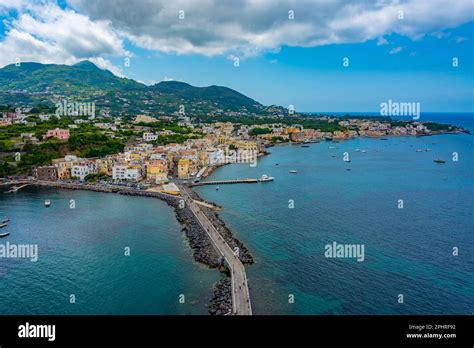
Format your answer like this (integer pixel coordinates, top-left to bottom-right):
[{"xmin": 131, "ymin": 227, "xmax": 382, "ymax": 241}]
[
  {"xmin": 2, "ymin": 217, "xmax": 9, "ymax": 223},
  {"xmin": 0, "ymin": 222, "xmax": 7, "ymax": 228},
  {"xmin": 0, "ymin": 232, "xmax": 9, "ymax": 238},
  {"xmin": 416, "ymin": 149, "xmax": 423, "ymax": 152},
  {"xmin": 289, "ymin": 170, "xmax": 298, "ymax": 174},
  {"xmin": 44, "ymin": 200, "xmax": 51, "ymax": 207},
  {"xmin": 361, "ymin": 150, "xmax": 367, "ymax": 153},
  {"xmin": 258, "ymin": 174, "xmax": 274, "ymax": 182},
  {"xmin": 328, "ymin": 146, "xmax": 336, "ymax": 149}
]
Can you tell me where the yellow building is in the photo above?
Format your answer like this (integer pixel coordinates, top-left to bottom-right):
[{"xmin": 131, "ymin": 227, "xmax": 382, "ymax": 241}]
[
  {"xmin": 96, "ymin": 158, "xmax": 113, "ymax": 176},
  {"xmin": 178, "ymin": 158, "xmax": 190, "ymax": 179},
  {"xmin": 52, "ymin": 159, "xmax": 72, "ymax": 180},
  {"xmin": 235, "ymin": 140, "xmax": 258, "ymax": 151},
  {"xmin": 146, "ymin": 160, "xmax": 168, "ymax": 182}
]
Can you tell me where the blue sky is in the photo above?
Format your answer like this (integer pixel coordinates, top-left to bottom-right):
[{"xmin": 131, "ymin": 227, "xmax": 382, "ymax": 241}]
[{"xmin": 0, "ymin": 0, "xmax": 473, "ymax": 112}]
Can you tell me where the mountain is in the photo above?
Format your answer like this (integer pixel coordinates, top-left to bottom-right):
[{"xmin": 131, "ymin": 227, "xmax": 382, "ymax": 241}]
[
  {"xmin": 151, "ymin": 81, "xmax": 263, "ymax": 113},
  {"xmin": 0, "ymin": 61, "xmax": 282, "ymax": 117}
]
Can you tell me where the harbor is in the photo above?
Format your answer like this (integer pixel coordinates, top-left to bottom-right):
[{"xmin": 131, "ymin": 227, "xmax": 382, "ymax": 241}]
[{"xmin": 191, "ymin": 174, "xmax": 274, "ymax": 187}]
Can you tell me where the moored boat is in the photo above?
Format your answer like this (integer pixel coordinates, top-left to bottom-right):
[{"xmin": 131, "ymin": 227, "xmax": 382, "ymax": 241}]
[
  {"xmin": 0, "ymin": 232, "xmax": 9, "ymax": 238},
  {"xmin": 258, "ymin": 174, "xmax": 275, "ymax": 182},
  {"xmin": 289, "ymin": 170, "xmax": 298, "ymax": 174},
  {"xmin": 434, "ymin": 159, "xmax": 446, "ymax": 164},
  {"xmin": 44, "ymin": 200, "xmax": 51, "ymax": 207}
]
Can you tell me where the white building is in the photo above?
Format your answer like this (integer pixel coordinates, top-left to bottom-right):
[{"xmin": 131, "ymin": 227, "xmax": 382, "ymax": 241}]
[
  {"xmin": 112, "ymin": 165, "xmax": 142, "ymax": 181},
  {"xmin": 143, "ymin": 132, "xmax": 158, "ymax": 142},
  {"xmin": 71, "ymin": 160, "xmax": 97, "ymax": 180}
]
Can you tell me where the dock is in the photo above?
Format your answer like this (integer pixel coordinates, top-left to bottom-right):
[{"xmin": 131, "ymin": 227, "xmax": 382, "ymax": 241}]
[
  {"xmin": 6, "ymin": 183, "xmax": 30, "ymax": 193},
  {"xmin": 191, "ymin": 178, "xmax": 258, "ymax": 187}
]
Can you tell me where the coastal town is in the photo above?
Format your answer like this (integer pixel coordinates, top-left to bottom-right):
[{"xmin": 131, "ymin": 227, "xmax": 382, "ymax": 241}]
[{"xmin": 0, "ymin": 108, "xmax": 462, "ymax": 190}]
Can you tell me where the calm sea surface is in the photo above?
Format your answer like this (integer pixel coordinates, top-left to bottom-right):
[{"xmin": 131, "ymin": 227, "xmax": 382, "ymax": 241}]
[
  {"xmin": 194, "ymin": 113, "xmax": 474, "ymax": 314},
  {"xmin": 0, "ymin": 188, "xmax": 221, "ymax": 314},
  {"xmin": 0, "ymin": 113, "xmax": 472, "ymax": 314}
]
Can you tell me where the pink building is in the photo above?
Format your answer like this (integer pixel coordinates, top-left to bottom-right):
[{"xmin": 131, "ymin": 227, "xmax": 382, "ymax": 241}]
[{"xmin": 45, "ymin": 128, "xmax": 70, "ymax": 140}]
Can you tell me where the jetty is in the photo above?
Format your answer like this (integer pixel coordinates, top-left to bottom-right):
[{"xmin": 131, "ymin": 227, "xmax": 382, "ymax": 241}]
[
  {"xmin": 5, "ymin": 183, "xmax": 29, "ymax": 193},
  {"xmin": 191, "ymin": 178, "xmax": 257, "ymax": 187},
  {"xmin": 179, "ymin": 185, "xmax": 252, "ymax": 315}
]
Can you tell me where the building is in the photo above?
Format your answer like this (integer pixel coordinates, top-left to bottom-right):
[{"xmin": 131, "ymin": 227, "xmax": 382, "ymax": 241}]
[
  {"xmin": 52, "ymin": 158, "xmax": 73, "ymax": 180},
  {"xmin": 71, "ymin": 161, "xmax": 97, "ymax": 181},
  {"xmin": 235, "ymin": 140, "xmax": 258, "ymax": 151},
  {"xmin": 145, "ymin": 160, "xmax": 168, "ymax": 182},
  {"xmin": 34, "ymin": 166, "xmax": 58, "ymax": 181},
  {"xmin": 177, "ymin": 158, "xmax": 190, "ymax": 179},
  {"xmin": 143, "ymin": 132, "xmax": 158, "ymax": 142},
  {"xmin": 45, "ymin": 128, "xmax": 70, "ymax": 140},
  {"xmin": 112, "ymin": 165, "xmax": 142, "ymax": 181}
]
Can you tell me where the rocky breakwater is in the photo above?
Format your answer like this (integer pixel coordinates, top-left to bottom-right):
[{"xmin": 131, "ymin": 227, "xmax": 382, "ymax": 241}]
[
  {"xmin": 186, "ymin": 188, "xmax": 254, "ymax": 265},
  {"xmin": 208, "ymin": 278, "xmax": 232, "ymax": 316}
]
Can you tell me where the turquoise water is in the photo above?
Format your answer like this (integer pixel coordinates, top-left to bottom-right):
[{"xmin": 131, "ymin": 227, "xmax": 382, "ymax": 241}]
[
  {"xmin": 195, "ymin": 131, "xmax": 474, "ymax": 314},
  {"xmin": 1, "ymin": 114, "xmax": 472, "ymax": 315},
  {"xmin": 0, "ymin": 187, "xmax": 221, "ymax": 314}
]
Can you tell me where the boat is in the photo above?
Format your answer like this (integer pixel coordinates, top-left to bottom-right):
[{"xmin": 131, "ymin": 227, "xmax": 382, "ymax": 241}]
[
  {"xmin": 0, "ymin": 232, "xmax": 9, "ymax": 238},
  {"xmin": 289, "ymin": 170, "xmax": 298, "ymax": 174},
  {"xmin": 328, "ymin": 146, "xmax": 336, "ymax": 149},
  {"xmin": 301, "ymin": 145, "xmax": 310, "ymax": 148},
  {"xmin": 44, "ymin": 200, "xmax": 51, "ymax": 207},
  {"xmin": 2, "ymin": 217, "xmax": 9, "ymax": 223},
  {"xmin": 425, "ymin": 148, "xmax": 432, "ymax": 152},
  {"xmin": 380, "ymin": 138, "xmax": 388, "ymax": 140},
  {"xmin": 361, "ymin": 150, "xmax": 367, "ymax": 153},
  {"xmin": 215, "ymin": 186, "xmax": 219, "ymax": 191},
  {"xmin": 258, "ymin": 174, "xmax": 275, "ymax": 182},
  {"xmin": 0, "ymin": 222, "xmax": 7, "ymax": 228},
  {"xmin": 416, "ymin": 149, "xmax": 423, "ymax": 152},
  {"xmin": 355, "ymin": 149, "xmax": 361, "ymax": 152},
  {"xmin": 434, "ymin": 159, "xmax": 446, "ymax": 164}
]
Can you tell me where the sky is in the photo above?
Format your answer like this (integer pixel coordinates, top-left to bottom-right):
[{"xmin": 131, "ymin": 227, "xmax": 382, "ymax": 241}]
[{"xmin": 0, "ymin": 0, "xmax": 473, "ymax": 112}]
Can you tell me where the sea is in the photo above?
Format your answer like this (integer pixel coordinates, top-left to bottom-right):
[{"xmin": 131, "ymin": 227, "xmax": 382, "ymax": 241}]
[{"xmin": 0, "ymin": 112, "xmax": 473, "ymax": 314}]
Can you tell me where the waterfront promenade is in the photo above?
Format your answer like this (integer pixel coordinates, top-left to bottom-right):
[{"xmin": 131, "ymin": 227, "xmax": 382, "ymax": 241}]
[{"xmin": 179, "ymin": 185, "xmax": 253, "ymax": 315}]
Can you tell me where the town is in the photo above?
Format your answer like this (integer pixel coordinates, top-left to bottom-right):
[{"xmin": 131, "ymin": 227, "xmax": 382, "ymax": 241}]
[{"xmin": 0, "ymin": 107, "xmax": 461, "ymax": 194}]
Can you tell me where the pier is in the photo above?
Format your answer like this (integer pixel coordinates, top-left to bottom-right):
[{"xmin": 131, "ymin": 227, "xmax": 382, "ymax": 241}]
[
  {"xmin": 191, "ymin": 178, "xmax": 258, "ymax": 186},
  {"xmin": 179, "ymin": 185, "xmax": 252, "ymax": 315},
  {"xmin": 6, "ymin": 183, "xmax": 30, "ymax": 193}
]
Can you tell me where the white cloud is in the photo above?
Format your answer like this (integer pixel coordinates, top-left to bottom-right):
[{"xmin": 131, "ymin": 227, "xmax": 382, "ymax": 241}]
[
  {"xmin": 389, "ymin": 46, "xmax": 403, "ymax": 55},
  {"xmin": 0, "ymin": 2, "xmax": 128, "ymax": 72},
  {"xmin": 0, "ymin": 0, "xmax": 473, "ymax": 71},
  {"xmin": 70, "ymin": 0, "xmax": 474, "ymax": 57}
]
